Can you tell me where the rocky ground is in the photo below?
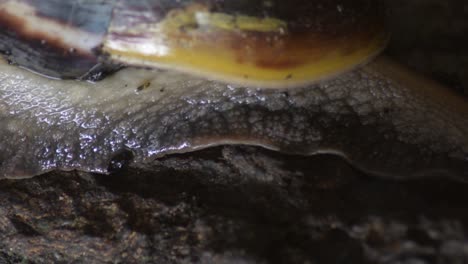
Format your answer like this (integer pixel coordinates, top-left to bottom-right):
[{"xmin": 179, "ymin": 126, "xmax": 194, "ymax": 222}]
[
  {"xmin": 1, "ymin": 147, "xmax": 468, "ymax": 264},
  {"xmin": 0, "ymin": 0, "xmax": 467, "ymax": 263}
]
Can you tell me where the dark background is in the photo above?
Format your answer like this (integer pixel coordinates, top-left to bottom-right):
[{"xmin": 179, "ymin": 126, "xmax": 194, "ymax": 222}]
[
  {"xmin": 386, "ymin": 0, "xmax": 468, "ymax": 95},
  {"xmin": 0, "ymin": 1, "xmax": 467, "ymax": 263}
]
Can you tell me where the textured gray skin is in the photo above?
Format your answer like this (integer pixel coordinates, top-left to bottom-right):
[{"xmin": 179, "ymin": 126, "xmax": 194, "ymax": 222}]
[{"xmin": 0, "ymin": 57, "xmax": 467, "ymax": 180}]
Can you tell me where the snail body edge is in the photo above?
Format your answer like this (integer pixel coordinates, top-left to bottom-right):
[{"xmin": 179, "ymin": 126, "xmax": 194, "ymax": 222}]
[{"xmin": 0, "ymin": 0, "xmax": 466, "ymax": 181}]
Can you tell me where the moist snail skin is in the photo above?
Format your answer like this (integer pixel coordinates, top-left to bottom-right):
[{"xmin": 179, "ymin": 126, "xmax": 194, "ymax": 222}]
[{"xmin": 0, "ymin": 0, "xmax": 466, "ymax": 180}]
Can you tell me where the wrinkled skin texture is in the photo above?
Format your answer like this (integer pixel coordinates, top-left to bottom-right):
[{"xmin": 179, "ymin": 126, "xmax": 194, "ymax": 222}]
[
  {"xmin": 0, "ymin": 0, "xmax": 467, "ymax": 263},
  {"xmin": 1, "ymin": 0, "xmax": 464, "ymax": 179},
  {"xmin": 0, "ymin": 57, "xmax": 467, "ymax": 180}
]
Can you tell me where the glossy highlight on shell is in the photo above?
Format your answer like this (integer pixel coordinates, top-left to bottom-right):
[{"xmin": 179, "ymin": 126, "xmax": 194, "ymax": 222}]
[
  {"xmin": 0, "ymin": 0, "xmax": 387, "ymax": 86},
  {"xmin": 103, "ymin": 0, "xmax": 388, "ymax": 87},
  {"xmin": 0, "ymin": 0, "xmax": 467, "ymax": 180},
  {"xmin": 0, "ymin": 0, "xmax": 114, "ymax": 80}
]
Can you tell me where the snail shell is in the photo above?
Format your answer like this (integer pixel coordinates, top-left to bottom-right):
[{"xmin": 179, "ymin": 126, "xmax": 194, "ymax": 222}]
[
  {"xmin": 0, "ymin": 0, "xmax": 387, "ymax": 87},
  {"xmin": 0, "ymin": 0, "xmax": 466, "ymax": 180}
]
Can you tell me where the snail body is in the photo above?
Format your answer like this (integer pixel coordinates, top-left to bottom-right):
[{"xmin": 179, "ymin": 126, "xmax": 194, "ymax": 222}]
[{"xmin": 0, "ymin": 0, "xmax": 466, "ymax": 180}]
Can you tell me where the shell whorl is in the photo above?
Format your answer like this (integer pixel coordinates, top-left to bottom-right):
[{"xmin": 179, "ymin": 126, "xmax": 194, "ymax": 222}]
[
  {"xmin": 0, "ymin": 0, "xmax": 387, "ymax": 87},
  {"xmin": 0, "ymin": 0, "xmax": 114, "ymax": 80},
  {"xmin": 0, "ymin": 1, "xmax": 466, "ymax": 181}
]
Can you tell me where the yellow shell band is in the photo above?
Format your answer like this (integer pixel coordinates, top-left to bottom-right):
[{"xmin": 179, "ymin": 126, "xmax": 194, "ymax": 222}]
[{"xmin": 103, "ymin": 3, "xmax": 388, "ymax": 88}]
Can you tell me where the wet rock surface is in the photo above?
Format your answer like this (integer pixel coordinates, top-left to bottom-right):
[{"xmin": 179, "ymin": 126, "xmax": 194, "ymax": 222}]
[
  {"xmin": 1, "ymin": 0, "xmax": 467, "ymax": 263},
  {"xmin": 1, "ymin": 147, "xmax": 468, "ymax": 263}
]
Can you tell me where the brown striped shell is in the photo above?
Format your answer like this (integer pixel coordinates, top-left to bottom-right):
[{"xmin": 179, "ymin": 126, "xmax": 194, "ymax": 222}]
[
  {"xmin": 0, "ymin": 0, "xmax": 466, "ymax": 180},
  {"xmin": 0, "ymin": 0, "xmax": 387, "ymax": 87}
]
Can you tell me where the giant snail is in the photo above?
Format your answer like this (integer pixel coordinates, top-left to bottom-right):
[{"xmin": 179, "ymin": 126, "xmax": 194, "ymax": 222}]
[{"xmin": 0, "ymin": 0, "xmax": 466, "ymax": 180}]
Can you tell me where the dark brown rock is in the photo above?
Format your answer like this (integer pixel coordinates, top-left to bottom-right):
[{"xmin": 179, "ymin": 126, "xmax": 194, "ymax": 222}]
[{"xmin": 0, "ymin": 147, "xmax": 468, "ymax": 263}]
